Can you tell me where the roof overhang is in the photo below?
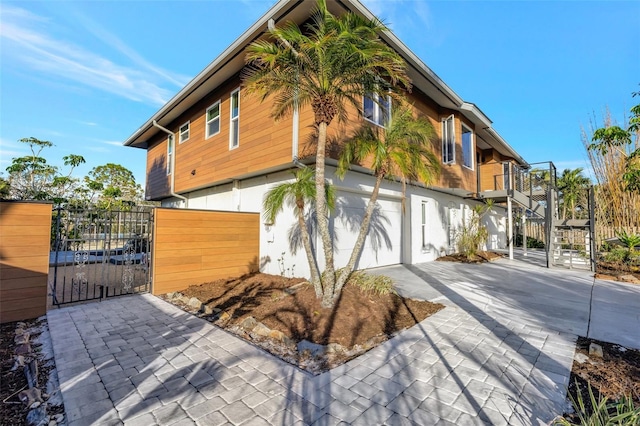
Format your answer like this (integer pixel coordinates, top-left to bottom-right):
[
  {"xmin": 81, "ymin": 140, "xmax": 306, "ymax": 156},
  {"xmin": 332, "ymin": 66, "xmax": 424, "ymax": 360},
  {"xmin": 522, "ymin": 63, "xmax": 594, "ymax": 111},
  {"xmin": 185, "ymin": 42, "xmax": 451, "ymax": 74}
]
[{"xmin": 124, "ymin": 0, "xmax": 527, "ymax": 168}]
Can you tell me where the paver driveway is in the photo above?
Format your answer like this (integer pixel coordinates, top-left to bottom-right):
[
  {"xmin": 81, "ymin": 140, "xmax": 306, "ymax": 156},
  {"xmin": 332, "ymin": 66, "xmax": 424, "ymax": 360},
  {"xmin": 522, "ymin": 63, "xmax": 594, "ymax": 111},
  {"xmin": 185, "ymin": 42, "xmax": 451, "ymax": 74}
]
[{"xmin": 47, "ymin": 254, "xmax": 640, "ymax": 425}]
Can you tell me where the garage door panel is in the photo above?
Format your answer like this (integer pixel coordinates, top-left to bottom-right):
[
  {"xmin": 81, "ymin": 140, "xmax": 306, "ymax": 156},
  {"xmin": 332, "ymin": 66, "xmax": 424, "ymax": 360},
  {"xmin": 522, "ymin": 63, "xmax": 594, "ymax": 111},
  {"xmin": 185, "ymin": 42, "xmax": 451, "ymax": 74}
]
[{"xmin": 332, "ymin": 193, "xmax": 401, "ymax": 269}]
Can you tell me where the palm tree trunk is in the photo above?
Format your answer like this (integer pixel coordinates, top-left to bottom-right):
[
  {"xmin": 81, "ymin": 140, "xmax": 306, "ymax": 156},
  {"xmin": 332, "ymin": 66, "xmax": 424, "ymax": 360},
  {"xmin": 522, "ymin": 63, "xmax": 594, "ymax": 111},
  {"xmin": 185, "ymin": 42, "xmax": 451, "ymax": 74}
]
[
  {"xmin": 334, "ymin": 173, "xmax": 385, "ymax": 300},
  {"xmin": 315, "ymin": 121, "xmax": 336, "ymax": 307},
  {"xmin": 297, "ymin": 208, "xmax": 322, "ymax": 298}
]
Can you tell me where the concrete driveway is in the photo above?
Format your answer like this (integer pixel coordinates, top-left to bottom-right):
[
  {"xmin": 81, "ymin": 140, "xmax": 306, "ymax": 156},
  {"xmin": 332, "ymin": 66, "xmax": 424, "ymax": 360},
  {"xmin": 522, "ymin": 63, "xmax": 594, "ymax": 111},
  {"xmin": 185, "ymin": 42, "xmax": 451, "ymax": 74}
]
[{"xmin": 373, "ymin": 249, "xmax": 640, "ymax": 350}]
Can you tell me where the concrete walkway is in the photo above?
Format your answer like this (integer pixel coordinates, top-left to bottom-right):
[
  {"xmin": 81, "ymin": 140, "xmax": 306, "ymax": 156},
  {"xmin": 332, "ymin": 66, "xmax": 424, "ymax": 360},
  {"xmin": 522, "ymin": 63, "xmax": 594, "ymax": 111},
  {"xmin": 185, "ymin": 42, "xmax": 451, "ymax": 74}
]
[{"xmin": 47, "ymin": 256, "xmax": 640, "ymax": 426}]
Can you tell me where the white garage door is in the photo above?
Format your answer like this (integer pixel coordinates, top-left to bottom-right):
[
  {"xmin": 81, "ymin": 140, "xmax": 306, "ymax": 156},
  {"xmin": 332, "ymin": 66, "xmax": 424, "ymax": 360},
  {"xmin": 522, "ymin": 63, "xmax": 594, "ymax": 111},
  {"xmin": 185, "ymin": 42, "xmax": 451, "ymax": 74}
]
[{"xmin": 331, "ymin": 192, "xmax": 402, "ymax": 270}]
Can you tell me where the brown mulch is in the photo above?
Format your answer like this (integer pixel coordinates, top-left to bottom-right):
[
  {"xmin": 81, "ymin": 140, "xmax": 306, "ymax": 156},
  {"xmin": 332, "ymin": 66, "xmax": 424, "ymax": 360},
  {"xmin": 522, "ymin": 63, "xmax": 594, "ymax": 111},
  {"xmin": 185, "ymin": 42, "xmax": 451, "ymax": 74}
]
[
  {"xmin": 562, "ymin": 337, "xmax": 640, "ymax": 421},
  {"xmin": 179, "ymin": 273, "xmax": 443, "ymax": 348},
  {"xmin": 436, "ymin": 250, "xmax": 505, "ymax": 263},
  {"xmin": 1, "ymin": 318, "xmax": 62, "ymax": 426},
  {"xmin": 595, "ymin": 261, "xmax": 640, "ymax": 283}
]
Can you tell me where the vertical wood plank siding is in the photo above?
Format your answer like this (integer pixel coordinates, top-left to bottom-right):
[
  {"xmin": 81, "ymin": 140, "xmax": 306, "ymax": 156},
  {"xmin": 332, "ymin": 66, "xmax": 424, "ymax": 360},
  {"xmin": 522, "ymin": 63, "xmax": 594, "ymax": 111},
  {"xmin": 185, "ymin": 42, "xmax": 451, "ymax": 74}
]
[
  {"xmin": 151, "ymin": 208, "xmax": 260, "ymax": 294},
  {"xmin": 0, "ymin": 202, "xmax": 51, "ymax": 323}
]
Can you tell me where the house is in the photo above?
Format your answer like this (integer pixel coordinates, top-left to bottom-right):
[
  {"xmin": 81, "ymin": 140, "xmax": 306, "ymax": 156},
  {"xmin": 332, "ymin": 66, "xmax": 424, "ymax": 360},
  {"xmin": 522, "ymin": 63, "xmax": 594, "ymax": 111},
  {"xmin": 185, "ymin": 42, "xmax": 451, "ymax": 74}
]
[{"xmin": 124, "ymin": 0, "xmax": 530, "ymax": 278}]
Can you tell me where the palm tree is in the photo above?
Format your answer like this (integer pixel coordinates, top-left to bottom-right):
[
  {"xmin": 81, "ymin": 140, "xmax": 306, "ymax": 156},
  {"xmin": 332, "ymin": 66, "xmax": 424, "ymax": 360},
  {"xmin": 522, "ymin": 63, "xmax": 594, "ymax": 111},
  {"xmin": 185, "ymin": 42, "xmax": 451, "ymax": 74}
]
[
  {"xmin": 334, "ymin": 105, "xmax": 440, "ymax": 302},
  {"xmin": 557, "ymin": 168, "xmax": 590, "ymax": 220},
  {"xmin": 263, "ymin": 167, "xmax": 335, "ymax": 298},
  {"xmin": 244, "ymin": 0, "xmax": 410, "ymax": 307}
]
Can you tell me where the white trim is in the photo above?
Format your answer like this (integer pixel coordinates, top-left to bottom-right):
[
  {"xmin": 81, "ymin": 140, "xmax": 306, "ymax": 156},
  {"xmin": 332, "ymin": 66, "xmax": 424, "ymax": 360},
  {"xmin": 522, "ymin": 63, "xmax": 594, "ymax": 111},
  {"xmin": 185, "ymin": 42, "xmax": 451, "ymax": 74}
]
[
  {"xmin": 205, "ymin": 100, "xmax": 221, "ymax": 139},
  {"xmin": 442, "ymin": 114, "xmax": 455, "ymax": 165},
  {"xmin": 166, "ymin": 134, "xmax": 174, "ymax": 176},
  {"xmin": 179, "ymin": 121, "xmax": 190, "ymax": 143},
  {"xmin": 461, "ymin": 123, "xmax": 474, "ymax": 171},
  {"xmin": 229, "ymin": 88, "xmax": 240, "ymax": 150},
  {"xmin": 363, "ymin": 92, "xmax": 391, "ymax": 127},
  {"xmin": 421, "ymin": 200, "xmax": 428, "ymax": 249}
]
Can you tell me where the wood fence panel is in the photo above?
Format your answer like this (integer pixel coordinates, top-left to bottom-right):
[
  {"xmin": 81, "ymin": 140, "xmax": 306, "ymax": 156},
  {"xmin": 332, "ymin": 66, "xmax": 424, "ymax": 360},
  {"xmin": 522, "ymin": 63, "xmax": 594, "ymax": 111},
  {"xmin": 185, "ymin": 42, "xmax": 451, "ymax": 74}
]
[
  {"xmin": 0, "ymin": 201, "xmax": 51, "ymax": 323},
  {"xmin": 152, "ymin": 208, "xmax": 260, "ymax": 294}
]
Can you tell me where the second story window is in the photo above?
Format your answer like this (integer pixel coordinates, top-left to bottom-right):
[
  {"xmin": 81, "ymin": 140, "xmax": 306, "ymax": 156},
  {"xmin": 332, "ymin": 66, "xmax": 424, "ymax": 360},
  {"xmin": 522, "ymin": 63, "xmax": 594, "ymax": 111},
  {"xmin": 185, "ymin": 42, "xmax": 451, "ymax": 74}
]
[
  {"xmin": 230, "ymin": 88, "xmax": 240, "ymax": 149},
  {"xmin": 364, "ymin": 92, "xmax": 391, "ymax": 126},
  {"xmin": 166, "ymin": 134, "xmax": 174, "ymax": 176},
  {"xmin": 442, "ymin": 115, "xmax": 455, "ymax": 164},
  {"xmin": 179, "ymin": 122, "xmax": 190, "ymax": 143},
  {"xmin": 206, "ymin": 101, "xmax": 220, "ymax": 138},
  {"xmin": 461, "ymin": 124, "xmax": 473, "ymax": 170}
]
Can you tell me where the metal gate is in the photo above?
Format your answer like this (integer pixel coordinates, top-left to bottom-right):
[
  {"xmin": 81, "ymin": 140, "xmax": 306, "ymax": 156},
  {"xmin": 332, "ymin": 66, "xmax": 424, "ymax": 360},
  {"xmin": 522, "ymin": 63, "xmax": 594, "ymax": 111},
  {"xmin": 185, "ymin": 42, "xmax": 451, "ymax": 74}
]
[{"xmin": 49, "ymin": 208, "xmax": 152, "ymax": 306}]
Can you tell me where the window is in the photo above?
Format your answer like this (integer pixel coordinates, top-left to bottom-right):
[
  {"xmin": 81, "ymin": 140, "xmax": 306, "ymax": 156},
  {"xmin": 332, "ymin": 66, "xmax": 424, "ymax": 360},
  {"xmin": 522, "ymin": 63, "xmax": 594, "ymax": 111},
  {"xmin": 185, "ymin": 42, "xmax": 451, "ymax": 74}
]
[
  {"xmin": 421, "ymin": 201, "xmax": 428, "ymax": 249},
  {"xmin": 363, "ymin": 92, "xmax": 391, "ymax": 126},
  {"xmin": 442, "ymin": 115, "xmax": 455, "ymax": 164},
  {"xmin": 461, "ymin": 124, "xmax": 473, "ymax": 169},
  {"xmin": 206, "ymin": 101, "xmax": 221, "ymax": 138},
  {"xmin": 166, "ymin": 134, "xmax": 174, "ymax": 176},
  {"xmin": 229, "ymin": 88, "xmax": 240, "ymax": 149},
  {"xmin": 179, "ymin": 122, "xmax": 190, "ymax": 143}
]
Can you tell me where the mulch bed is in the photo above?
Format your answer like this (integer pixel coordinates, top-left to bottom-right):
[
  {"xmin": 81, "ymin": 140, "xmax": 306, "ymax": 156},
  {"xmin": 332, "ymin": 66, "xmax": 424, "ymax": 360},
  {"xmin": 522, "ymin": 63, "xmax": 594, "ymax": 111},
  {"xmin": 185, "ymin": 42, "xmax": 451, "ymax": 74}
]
[
  {"xmin": 436, "ymin": 250, "xmax": 505, "ymax": 263},
  {"xmin": 169, "ymin": 273, "xmax": 444, "ymax": 372},
  {"xmin": 560, "ymin": 337, "xmax": 640, "ymax": 422},
  {"xmin": 595, "ymin": 261, "xmax": 640, "ymax": 284},
  {"xmin": 0, "ymin": 318, "xmax": 64, "ymax": 426},
  {"xmin": 180, "ymin": 273, "xmax": 443, "ymax": 347}
]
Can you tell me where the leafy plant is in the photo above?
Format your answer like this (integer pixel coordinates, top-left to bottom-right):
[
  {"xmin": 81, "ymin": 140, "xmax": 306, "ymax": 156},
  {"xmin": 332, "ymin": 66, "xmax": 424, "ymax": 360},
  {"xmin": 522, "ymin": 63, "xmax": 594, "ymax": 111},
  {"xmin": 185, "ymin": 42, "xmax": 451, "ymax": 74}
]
[
  {"xmin": 616, "ymin": 230, "xmax": 640, "ymax": 253},
  {"xmin": 323, "ymin": 268, "xmax": 397, "ymax": 296},
  {"xmin": 553, "ymin": 380, "xmax": 640, "ymax": 426},
  {"xmin": 456, "ymin": 202, "xmax": 492, "ymax": 259}
]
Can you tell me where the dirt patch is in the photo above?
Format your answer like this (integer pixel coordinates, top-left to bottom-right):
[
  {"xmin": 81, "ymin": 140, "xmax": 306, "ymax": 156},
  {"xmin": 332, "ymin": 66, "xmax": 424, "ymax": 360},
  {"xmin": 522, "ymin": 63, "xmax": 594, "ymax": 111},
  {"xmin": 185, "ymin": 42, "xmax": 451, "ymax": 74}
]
[
  {"xmin": 560, "ymin": 337, "xmax": 640, "ymax": 422},
  {"xmin": 436, "ymin": 250, "xmax": 505, "ymax": 263},
  {"xmin": 165, "ymin": 273, "xmax": 444, "ymax": 373},
  {"xmin": 595, "ymin": 262, "xmax": 640, "ymax": 284},
  {"xmin": 1, "ymin": 318, "xmax": 65, "ymax": 426}
]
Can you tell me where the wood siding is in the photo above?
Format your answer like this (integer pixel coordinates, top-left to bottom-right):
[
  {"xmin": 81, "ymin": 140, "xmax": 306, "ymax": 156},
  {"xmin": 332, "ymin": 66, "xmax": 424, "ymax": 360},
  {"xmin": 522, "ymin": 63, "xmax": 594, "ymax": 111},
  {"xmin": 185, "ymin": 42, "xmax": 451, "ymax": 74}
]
[
  {"xmin": 145, "ymin": 74, "xmax": 518, "ymax": 198},
  {"xmin": 152, "ymin": 208, "xmax": 260, "ymax": 294},
  {"xmin": 0, "ymin": 202, "xmax": 51, "ymax": 323}
]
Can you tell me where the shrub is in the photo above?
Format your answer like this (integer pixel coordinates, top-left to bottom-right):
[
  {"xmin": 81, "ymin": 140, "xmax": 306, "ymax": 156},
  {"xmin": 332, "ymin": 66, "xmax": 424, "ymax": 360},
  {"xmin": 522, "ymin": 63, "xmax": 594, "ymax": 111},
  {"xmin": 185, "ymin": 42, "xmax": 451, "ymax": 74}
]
[
  {"xmin": 553, "ymin": 380, "xmax": 639, "ymax": 426},
  {"xmin": 616, "ymin": 230, "xmax": 640, "ymax": 253},
  {"xmin": 456, "ymin": 203, "xmax": 492, "ymax": 259},
  {"xmin": 330, "ymin": 268, "xmax": 396, "ymax": 296},
  {"xmin": 515, "ymin": 234, "xmax": 546, "ymax": 248}
]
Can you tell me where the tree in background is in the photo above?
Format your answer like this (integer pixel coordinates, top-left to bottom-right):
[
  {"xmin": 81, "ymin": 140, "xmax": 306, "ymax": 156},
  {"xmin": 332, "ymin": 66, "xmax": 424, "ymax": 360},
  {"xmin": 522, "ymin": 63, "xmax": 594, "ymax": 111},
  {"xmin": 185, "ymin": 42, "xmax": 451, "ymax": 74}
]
[
  {"xmin": 582, "ymin": 88, "xmax": 640, "ymax": 237},
  {"xmin": 589, "ymin": 88, "xmax": 640, "ymax": 192},
  {"xmin": 244, "ymin": 0, "xmax": 410, "ymax": 308},
  {"xmin": 4, "ymin": 137, "xmax": 86, "ymax": 204},
  {"xmin": 84, "ymin": 163, "xmax": 144, "ymax": 209},
  {"xmin": 557, "ymin": 168, "xmax": 590, "ymax": 220}
]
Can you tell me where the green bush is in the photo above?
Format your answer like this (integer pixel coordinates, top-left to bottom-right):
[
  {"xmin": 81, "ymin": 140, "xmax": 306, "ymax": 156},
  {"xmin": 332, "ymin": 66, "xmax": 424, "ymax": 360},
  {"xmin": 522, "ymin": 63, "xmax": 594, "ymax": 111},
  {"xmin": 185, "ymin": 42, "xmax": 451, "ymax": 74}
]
[
  {"xmin": 456, "ymin": 203, "xmax": 491, "ymax": 259},
  {"xmin": 515, "ymin": 234, "xmax": 546, "ymax": 248}
]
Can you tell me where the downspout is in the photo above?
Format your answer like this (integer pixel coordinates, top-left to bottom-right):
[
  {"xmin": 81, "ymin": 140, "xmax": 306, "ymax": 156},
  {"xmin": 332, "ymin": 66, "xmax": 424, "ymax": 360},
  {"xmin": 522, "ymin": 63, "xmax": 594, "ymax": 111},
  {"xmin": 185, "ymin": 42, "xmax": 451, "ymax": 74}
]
[{"xmin": 152, "ymin": 120, "xmax": 188, "ymax": 207}]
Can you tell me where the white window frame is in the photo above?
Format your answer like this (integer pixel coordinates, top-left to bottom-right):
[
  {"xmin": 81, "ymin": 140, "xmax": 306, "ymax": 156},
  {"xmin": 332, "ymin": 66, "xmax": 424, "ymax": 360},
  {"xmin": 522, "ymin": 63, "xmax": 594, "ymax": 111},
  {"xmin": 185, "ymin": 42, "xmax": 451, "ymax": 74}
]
[
  {"xmin": 166, "ymin": 134, "xmax": 174, "ymax": 176},
  {"xmin": 363, "ymin": 92, "xmax": 391, "ymax": 127},
  {"xmin": 205, "ymin": 101, "xmax": 221, "ymax": 139},
  {"xmin": 229, "ymin": 88, "xmax": 240, "ymax": 150},
  {"xmin": 442, "ymin": 114, "xmax": 455, "ymax": 165},
  {"xmin": 179, "ymin": 121, "xmax": 190, "ymax": 144},
  {"xmin": 421, "ymin": 201, "xmax": 428, "ymax": 249},
  {"xmin": 461, "ymin": 123, "xmax": 474, "ymax": 170}
]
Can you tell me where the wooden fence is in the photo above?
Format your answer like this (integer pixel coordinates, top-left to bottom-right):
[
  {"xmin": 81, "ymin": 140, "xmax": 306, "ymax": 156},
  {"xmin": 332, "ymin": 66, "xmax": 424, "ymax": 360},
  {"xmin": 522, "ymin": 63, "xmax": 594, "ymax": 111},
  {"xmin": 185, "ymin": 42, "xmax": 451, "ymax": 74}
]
[
  {"xmin": 152, "ymin": 208, "xmax": 260, "ymax": 294},
  {"xmin": 0, "ymin": 201, "xmax": 51, "ymax": 323}
]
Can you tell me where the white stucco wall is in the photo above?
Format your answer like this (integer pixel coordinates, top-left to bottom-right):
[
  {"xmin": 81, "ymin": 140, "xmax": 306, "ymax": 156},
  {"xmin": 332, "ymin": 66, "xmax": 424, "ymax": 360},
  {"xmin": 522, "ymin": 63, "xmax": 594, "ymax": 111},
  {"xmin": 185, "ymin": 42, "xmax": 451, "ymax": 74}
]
[{"xmin": 162, "ymin": 166, "xmax": 508, "ymax": 279}]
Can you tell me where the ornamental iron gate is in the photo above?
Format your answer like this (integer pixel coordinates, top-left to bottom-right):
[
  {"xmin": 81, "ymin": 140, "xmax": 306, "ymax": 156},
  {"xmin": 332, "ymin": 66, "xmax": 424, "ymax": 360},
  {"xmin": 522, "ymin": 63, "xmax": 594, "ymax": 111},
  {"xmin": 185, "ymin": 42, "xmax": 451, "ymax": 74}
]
[{"xmin": 49, "ymin": 208, "xmax": 152, "ymax": 306}]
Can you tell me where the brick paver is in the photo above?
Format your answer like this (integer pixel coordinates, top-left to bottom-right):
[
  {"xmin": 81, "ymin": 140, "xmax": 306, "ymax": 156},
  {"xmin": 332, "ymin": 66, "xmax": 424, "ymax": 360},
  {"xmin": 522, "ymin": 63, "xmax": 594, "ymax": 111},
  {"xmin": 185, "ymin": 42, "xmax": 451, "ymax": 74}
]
[{"xmin": 49, "ymin": 253, "xmax": 634, "ymax": 425}]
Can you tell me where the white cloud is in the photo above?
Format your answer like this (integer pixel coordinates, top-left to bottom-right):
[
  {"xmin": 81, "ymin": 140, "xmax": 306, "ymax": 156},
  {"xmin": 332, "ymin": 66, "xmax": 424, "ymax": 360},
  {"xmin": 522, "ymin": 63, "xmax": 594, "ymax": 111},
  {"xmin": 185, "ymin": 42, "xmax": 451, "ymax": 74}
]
[
  {"xmin": 88, "ymin": 146, "xmax": 110, "ymax": 153},
  {"xmin": 101, "ymin": 141, "xmax": 123, "ymax": 147},
  {"xmin": 0, "ymin": 5, "xmax": 180, "ymax": 106}
]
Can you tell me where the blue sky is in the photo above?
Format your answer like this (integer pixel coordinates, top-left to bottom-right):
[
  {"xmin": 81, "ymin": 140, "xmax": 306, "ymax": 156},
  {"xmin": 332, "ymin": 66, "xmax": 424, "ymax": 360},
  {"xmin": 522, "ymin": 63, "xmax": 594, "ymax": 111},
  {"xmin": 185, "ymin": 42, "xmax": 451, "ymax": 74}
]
[{"xmin": 1, "ymin": 0, "xmax": 638, "ymax": 187}]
